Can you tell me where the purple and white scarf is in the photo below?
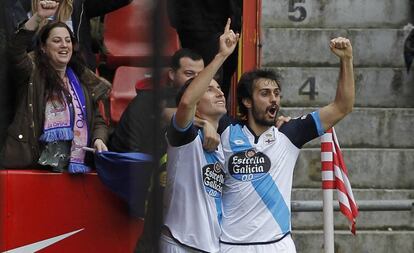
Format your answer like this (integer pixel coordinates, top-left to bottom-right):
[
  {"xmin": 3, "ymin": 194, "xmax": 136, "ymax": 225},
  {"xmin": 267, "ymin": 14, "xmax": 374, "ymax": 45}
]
[{"xmin": 39, "ymin": 67, "xmax": 90, "ymax": 173}]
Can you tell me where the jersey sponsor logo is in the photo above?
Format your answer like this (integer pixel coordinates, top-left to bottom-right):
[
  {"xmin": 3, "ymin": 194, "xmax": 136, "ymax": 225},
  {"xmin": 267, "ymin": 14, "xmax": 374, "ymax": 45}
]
[
  {"xmin": 233, "ymin": 139, "xmax": 245, "ymax": 145},
  {"xmin": 229, "ymin": 149, "xmax": 271, "ymax": 181},
  {"xmin": 202, "ymin": 162, "xmax": 225, "ymax": 198}
]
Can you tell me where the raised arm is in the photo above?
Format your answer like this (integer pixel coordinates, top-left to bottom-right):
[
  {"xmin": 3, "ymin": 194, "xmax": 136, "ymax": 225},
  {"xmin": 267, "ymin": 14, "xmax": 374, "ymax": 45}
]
[
  {"xmin": 85, "ymin": 0, "xmax": 133, "ymax": 18},
  {"xmin": 319, "ymin": 37, "xmax": 355, "ymax": 130},
  {"xmin": 25, "ymin": 0, "xmax": 59, "ymax": 31},
  {"xmin": 8, "ymin": 1, "xmax": 59, "ymax": 87},
  {"xmin": 174, "ymin": 18, "xmax": 239, "ymax": 129}
]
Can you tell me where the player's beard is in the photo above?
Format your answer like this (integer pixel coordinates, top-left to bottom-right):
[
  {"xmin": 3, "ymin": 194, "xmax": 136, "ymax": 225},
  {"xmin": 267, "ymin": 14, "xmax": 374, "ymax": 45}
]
[{"xmin": 251, "ymin": 103, "xmax": 279, "ymax": 127}]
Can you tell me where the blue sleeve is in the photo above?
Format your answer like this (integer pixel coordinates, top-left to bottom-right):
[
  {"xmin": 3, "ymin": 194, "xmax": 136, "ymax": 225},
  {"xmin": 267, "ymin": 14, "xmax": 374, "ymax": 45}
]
[
  {"xmin": 172, "ymin": 113, "xmax": 193, "ymax": 132},
  {"xmin": 278, "ymin": 111, "xmax": 322, "ymax": 148},
  {"xmin": 311, "ymin": 110, "xmax": 325, "ymax": 136}
]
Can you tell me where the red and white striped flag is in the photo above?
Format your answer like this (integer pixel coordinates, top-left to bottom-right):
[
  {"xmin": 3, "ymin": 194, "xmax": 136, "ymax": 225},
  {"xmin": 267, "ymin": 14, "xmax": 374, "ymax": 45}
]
[{"xmin": 321, "ymin": 128, "xmax": 358, "ymax": 234}]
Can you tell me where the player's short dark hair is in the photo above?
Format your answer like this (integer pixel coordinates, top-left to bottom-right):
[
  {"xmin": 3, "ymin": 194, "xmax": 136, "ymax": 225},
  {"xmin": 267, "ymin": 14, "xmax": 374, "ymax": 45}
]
[
  {"xmin": 170, "ymin": 48, "xmax": 203, "ymax": 71},
  {"xmin": 237, "ymin": 69, "xmax": 282, "ymax": 118}
]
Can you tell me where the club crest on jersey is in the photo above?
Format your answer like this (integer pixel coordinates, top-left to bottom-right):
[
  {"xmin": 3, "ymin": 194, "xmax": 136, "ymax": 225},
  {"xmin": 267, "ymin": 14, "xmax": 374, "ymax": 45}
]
[
  {"xmin": 202, "ymin": 162, "xmax": 225, "ymax": 198},
  {"xmin": 233, "ymin": 139, "xmax": 245, "ymax": 145},
  {"xmin": 264, "ymin": 133, "xmax": 275, "ymax": 144},
  {"xmin": 228, "ymin": 149, "xmax": 271, "ymax": 181}
]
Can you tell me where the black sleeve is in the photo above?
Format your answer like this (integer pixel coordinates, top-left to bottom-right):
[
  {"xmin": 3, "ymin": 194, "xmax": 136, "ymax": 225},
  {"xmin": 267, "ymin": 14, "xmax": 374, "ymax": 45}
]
[
  {"xmin": 217, "ymin": 114, "xmax": 237, "ymax": 135},
  {"xmin": 7, "ymin": 27, "xmax": 34, "ymax": 90},
  {"xmin": 166, "ymin": 0, "xmax": 178, "ymax": 28},
  {"xmin": 108, "ymin": 91, "xmax": 155, "ymax": 153},
  {"xmin": 17, "ymin": 0, "xmax": 31, "ymax": 12},
  {"xmin": 229, "ymin": 0, "xmax": 242, "ymax": 32},
  {"xmin": 278, "ymin": 113, "xmax": 320, "ymax": 148},
  {"xmin": 166, "ymin": 118, "xmax": 199, "ymax": 147},
  {"xmin": 84, "ymin": 0, "xmax": 133, "ymax": 18}
]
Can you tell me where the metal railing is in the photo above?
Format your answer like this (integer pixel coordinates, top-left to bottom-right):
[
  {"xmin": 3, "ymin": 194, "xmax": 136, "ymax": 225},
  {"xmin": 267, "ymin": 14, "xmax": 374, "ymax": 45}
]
[{"xmin": 291, "ymin": 200, "xmax": 414, "ymax": 212}]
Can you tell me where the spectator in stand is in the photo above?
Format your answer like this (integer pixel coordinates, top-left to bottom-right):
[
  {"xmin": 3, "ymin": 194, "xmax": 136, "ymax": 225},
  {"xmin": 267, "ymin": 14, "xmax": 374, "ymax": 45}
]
[
  {"xmin": 22, "ymin": 0, "xmax": 133, "ymax": 70},
  {"xmin": 167, "ymin": 0, "xmax": 242, "ymax": 101},
  {"xmin": 1, "ymin": 1, "xmax": 110, "ymax": 172},
  {"xmin": 0, "ymin": 0, "xmax": 28, "ymax": 152},
  {"xmin": 405, "ymin": 0, "xmax": 414, "ymax": 72},
  {"xmin": 404, "ymin": 30, "xmax": 414, "ymax": 73},
  {"xmin": 108, "ymin": 48, "xmax": 208, "ymax": 154}
]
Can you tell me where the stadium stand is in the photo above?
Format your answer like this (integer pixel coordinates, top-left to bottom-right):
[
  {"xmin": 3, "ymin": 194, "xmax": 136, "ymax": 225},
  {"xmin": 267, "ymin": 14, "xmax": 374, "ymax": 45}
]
[
  {"xmin": 110, "ymin": 66, "xmax": 153, "ymax": 123},
  {"xmin": 109, "ymin": 66, "xmax": 169, "ymax": 124},
  {"xmin": 103, "ymin": 0, "xmax": 179, "ymax": 68}
]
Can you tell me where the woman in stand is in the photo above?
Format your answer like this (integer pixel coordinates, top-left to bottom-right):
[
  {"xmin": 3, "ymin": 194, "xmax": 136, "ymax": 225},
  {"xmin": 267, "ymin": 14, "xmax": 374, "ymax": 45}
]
[
  {"xmin": 28, "ymin": 0, "xmax": 133, "ymax": 70},
  {"xmin": 1, "ymin": 0, "xmax": 110, "ymax": 172}
]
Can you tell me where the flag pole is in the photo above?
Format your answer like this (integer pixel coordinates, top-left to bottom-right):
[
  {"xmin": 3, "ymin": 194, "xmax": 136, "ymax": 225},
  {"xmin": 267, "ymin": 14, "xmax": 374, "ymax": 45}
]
[
  {"xmin": 323, "ymin": 188, "xmax": 335, "ymax": 253},
  {"xmin": 321, "ymin": 129, "xmax": 335, "ymax": 253},
  {"xmin": 322, "ymin": 128, "xmax": 358, "ymax": 252}
]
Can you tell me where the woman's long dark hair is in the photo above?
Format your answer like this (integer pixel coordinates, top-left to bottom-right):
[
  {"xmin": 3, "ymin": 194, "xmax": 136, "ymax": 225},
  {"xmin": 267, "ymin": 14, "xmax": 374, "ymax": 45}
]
[{"xmin": 34, "ymin": 21, "xmax": 86, "ymax": 102}]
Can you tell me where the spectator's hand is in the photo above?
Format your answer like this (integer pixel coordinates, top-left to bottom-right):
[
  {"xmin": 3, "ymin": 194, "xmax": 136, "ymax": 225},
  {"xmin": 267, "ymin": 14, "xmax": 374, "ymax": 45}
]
[
  {"xmin": 202, "ymin": 120, "xmax": 220, "ymax": 152},
  {"xmin": 330, "ymin": 37, "xmax": 353, "ymax": 60},
  {"xmin": 37, "ymin": 0, "xmax": 59, "ymax": 19},
  {"xmin": 93, "ymin": 139, "xmax": 108, "ymax": 153},
  {"xmin": 275, "ymin": 115, "xmax": 291, "ymax": 128},
  {"xmin": 218, "ymin": 18, "xmax": 240, "ymax": 58}
]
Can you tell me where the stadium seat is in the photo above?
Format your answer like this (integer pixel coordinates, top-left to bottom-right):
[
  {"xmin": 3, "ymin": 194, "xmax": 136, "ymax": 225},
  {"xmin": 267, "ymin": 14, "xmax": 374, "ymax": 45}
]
[
  {"xmin": 110, "ymin": 66, "xmax": 153, "ymax": 124},
  {"xmin": 103, "ymin": 0, "xmax": 179, "ymax": 68},
  {"xmin": 110, "ymin": 66, "xmax": 170, "ymax": 124}
]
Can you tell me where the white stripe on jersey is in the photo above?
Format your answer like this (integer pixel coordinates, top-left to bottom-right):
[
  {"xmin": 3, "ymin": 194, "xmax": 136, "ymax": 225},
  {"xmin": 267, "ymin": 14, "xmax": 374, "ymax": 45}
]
[{"xmin": 220, "ymin": 124, "xmax": 299, "ymax": 243}]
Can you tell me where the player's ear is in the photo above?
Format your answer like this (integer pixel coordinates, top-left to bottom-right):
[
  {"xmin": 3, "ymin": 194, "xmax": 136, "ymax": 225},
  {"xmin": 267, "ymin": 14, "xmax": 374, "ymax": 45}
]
[
  {"xmin": 242, "ymin": 97, "xmax": 252, "ymax": 109},
  {"xmin": 168, "ymin": 68, "xmax": 175, "ymax": 82}
]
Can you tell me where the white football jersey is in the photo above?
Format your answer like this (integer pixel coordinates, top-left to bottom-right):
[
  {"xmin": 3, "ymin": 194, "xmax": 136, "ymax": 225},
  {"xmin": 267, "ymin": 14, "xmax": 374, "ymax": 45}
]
[
  {"xmin": 163, "ymin": 121, "xmax": 225, "ymax": 253},
  {"xmin": 219, "ymin": 112, "xmax": 323, "ymax": 244}
]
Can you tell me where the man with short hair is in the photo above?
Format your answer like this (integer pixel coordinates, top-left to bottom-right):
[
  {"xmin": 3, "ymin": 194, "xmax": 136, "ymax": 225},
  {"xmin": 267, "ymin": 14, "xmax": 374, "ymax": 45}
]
[
  {"xmin": 219, "ymin": 37, "xmax": 355, "ymax": 252},
  {"xmin": 160, "ymin": 19, "xmax": 239, "ymax": 253},
  {"xmin": 168, "ymin": 48, "xmax": 205, "ymax": 88},
  {"xmin": 108, "ymin": 48, "xmax": 204, "ymax": 153}
]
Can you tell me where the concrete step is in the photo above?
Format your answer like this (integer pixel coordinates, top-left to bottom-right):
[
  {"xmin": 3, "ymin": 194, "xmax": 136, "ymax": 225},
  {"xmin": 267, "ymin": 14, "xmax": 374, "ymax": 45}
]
[
  {"xmin": 262, "ymin": 28, "xmax": 409, "ymax": 67},
  {"xmin": 291, "ymin": 189, "xmax": 414, "ymax": 230},
  {"xmin": 292, "ymin": 230, "xmax": 414, "ymax": 253},
  {"xmin": 293, "ymin": 211, "xmax": 413, "ymax": 232},
  {"xmin": 280, "ymin": 108, "xmax": 414, "ymax": 148},
  {"xmin": 271, "ymin": 67, "xmax": 414, "ymax": 108},
  {"xmin": 293, "ymin": 148, "xmax": 414, "ymax": 189},
  {"xmin": 292, "ymin": 188, "xmax": 414, "ymax": 201},
  {"xmin": 262, "ymin": 0, "xmax": 411, "ymax": 29}
]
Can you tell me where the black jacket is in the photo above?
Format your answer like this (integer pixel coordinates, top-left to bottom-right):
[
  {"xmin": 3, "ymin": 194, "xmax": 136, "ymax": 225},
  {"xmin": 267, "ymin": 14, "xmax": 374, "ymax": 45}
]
[
  {"xmin": 167, "ymin": 0, "xmax": 242, "ymax": 34},
  {"xmin": 0, "ymin": 0, "xmax": 28, "ymax": 149},
  {"xmin": 72, "ymin": 0, "xmax": 133, "ymax": 70}
]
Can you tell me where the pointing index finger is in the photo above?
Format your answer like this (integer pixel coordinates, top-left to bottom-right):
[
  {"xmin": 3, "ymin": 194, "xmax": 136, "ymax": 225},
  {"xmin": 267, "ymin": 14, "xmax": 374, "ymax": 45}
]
[{"xmin": 224, "ymin": 18, "xmax": 231, "ymax": 33}]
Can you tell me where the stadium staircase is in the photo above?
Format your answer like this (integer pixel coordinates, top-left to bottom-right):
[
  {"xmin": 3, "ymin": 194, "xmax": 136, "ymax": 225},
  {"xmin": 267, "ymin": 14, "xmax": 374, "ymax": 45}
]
[{"xmin": 260, "ymin": 0, "xmax": 414, "ymax": 252}]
